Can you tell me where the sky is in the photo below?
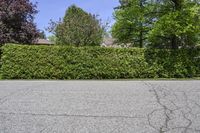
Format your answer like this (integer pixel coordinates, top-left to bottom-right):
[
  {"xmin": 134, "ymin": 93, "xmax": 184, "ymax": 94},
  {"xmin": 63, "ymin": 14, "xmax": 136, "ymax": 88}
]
[{"xmin": 30, "ymin": 0, "xmax": 119, "ymax": 36}]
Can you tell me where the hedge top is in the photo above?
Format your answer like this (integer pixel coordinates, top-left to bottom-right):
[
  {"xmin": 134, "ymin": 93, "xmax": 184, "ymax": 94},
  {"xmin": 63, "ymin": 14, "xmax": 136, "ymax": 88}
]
[{"xmin": 1, "ymin": 44, "xmax": 199, "ymax": 79}]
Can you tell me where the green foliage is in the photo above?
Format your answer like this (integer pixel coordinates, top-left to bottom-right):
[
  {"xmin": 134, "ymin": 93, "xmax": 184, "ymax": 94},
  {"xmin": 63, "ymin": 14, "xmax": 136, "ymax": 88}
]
[
  {"xmin": 148, "ymin": 0, "xmax": 200, "ymax": 48},
  {"xmin": 55, "ymin": 5, "xmax": 104, "ymax": 46},
  {"xmin": 112, "ymin": 0, "xmax": 200, "ymax": 49},
  {"xmin": 112, "ymin": 0, "xmax": 150, "ymax": 48},
  {"xmin": 0, "ymin": 45, "xmax": 2, "ymax": 69},
  {"xmin": 145, "ymin": 48, "xmax": 200, "ymax": 78},
  {"xmin": 48, "ymin": 35, "xmax": 57, "ymax": 44},
  {"xmin": 1, "ymin": 44, "xmax": 199, "ymax": 79}
]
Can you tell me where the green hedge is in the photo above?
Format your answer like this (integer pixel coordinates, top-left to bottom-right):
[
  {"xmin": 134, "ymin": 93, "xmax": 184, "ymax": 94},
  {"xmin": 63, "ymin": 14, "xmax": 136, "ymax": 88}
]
[
  {"xmin": 1, "ymin": 44, "xmax": 199, "ymax": 79},
  {"xmin": 145, "ymin": 49, "xmax": 200, "ymax": 78}
]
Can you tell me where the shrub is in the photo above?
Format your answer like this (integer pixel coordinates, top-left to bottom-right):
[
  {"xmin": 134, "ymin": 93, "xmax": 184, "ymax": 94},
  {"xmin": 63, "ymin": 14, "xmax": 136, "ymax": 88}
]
[
  {"xmin": 54, "ymin": 5, "xmax": 103, "ymax": 46},
  {"xmin": 1, "ymin": 44, "xmax": 199, "ymax": 79},
  {"xmin": 144, "ymin": 49, "xmax": 200, "ymax": 78}
]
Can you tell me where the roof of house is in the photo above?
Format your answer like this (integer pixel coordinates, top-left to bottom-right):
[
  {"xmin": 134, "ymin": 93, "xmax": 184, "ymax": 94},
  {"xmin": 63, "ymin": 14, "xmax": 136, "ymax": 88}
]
[{"xmin": 35, "ymin": 39, "xmax": 54, "ymax": 45}]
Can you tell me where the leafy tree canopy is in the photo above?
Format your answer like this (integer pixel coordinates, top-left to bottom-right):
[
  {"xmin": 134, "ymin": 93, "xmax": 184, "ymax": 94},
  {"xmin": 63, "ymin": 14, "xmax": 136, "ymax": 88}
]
[
  {"xmin": 112, "ymin": 0, "xmax": 150, "ymax": 48},
  {"xmin": 148, "ymin": 0, "xmax": 200, "ymax": 49},
  {"xmin": 112, "ymin": 0, "xmax": 200, "ymax": 49},
  {"xmin": 54, "ymin": 5, "xmax": 104, "ymax": 46},
  {"xmin": 0, "ymin": 0, "xmax": 39, "ymax": 45}
]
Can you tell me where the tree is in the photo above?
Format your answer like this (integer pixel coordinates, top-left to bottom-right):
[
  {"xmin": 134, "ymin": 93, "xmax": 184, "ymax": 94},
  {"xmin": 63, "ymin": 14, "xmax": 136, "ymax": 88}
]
[
  {"xmin": 0, "ymin": 0, "xmax": 39, "ymax": 45},
  {"xmin": 54, "ymin": 5, "xmax": 104, "ymax": 46},
  {"xmin": 112, "ymin": 0, "xmax": 151, "ymax": 48},
  {"xmin": 148, "ymin": 0, "xmax": 200, "ymax": 49},
  {"xmin": 48, "ymin": 35, "xmax": 57, "ymax": 44},
  {"xmin": 112, "ymin": 0, "xmax": 200, "ymax": 49},
  {"xmin": 39, "ymin": 30, "xmax": 46, "ymax": 39}
]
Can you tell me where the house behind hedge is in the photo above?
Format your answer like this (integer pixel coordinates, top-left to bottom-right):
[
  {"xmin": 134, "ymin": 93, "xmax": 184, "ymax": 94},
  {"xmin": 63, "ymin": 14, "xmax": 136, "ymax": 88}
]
[{"xmin": 34, "ymin": 39, "xmax": 54, "ymax": 45}]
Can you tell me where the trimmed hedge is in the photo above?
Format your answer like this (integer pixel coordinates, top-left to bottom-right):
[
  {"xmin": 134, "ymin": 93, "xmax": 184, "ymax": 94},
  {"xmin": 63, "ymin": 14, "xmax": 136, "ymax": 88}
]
[
  {"xmin": 145, "ymin": 49, "xmax": 200, "ymax": 78},
  {"xmin": 1, "ymin": 44, "xmax": 199, "ymax": 79}
]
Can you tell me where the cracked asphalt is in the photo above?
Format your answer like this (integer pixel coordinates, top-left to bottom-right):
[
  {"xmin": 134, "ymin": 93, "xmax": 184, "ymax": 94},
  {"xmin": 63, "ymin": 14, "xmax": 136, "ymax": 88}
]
[{"xmin": 0, "ymin": 81, "xmax": 200, "ymax": 133}]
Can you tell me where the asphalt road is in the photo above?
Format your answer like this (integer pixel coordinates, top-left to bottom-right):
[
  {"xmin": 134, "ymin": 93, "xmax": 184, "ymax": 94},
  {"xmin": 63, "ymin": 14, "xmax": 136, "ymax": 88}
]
[{"xmin": 0, "ymin": 81, "xmax": 200, "ymax": 133}]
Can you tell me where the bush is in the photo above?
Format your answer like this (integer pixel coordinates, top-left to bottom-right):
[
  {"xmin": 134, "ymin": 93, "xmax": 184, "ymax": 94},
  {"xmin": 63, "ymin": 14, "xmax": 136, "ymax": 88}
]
[
  {"xmin": 54, "ymin": 5, "xmax": 103, "ymax": 46},
  {"xmin": 145, "ymin": 49, "xmax": 200, "ymax": 78},
  {"xmin": 0, "ymin": 45, "xmax": 3, "ymax": 69},
  {"xmin": 1, "ymin": 44, "xmax": 199, "ymax": 79}
]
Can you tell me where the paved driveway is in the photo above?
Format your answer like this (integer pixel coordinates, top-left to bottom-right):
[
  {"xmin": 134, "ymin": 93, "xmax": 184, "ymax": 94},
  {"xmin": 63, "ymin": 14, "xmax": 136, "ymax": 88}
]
[{"xmin": 0, "ymin": 81, "xmax": 200, "ymax": 133}]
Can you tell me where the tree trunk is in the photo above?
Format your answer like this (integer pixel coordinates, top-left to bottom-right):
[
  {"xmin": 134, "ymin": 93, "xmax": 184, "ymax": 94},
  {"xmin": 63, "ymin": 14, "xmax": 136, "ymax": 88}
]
[
  {"xmin": 139, "ymin": 0, "xmax": 144, "ymax": 48},
  {"xmin": 170, "ymin": 0, "xmax": 183, "ymax": 49},
  {"xmin": 139, "ymin": 30, "xmax": 143, "ymax": 48},
  {"xmin": 171, "ymin": 35, "xmax": 178, "ymax": 49},
  {"xmin": 172, "ymin": 0, "xmax": 182, "ymax": 10}
]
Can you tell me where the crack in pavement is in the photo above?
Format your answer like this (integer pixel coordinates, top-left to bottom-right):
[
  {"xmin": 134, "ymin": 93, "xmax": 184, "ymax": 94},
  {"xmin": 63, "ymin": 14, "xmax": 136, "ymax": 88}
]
[
  {"xmin": 143, "ymin": 82, "xmax": 200, "ymax": 133},
  {"xmin": 0, "ymin": 111, "xmax": 145, "ymax": 120},
  {"xmin": 1, "ymin": 81, "xmax": 200, "ymax": 132},
  {"xmin": 181, "ymin": 91, "xmax": 193, "ymax": 133}
]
